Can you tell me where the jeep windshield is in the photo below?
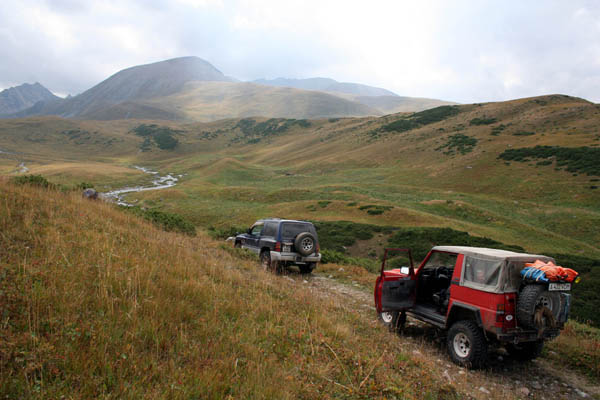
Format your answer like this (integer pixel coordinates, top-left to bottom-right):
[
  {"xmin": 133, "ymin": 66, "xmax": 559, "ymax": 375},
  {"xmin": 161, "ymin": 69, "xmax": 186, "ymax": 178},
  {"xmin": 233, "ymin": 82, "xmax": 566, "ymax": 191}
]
[{"xmin": 280, "ymin": 222, "xmax": 317, "ymax": 240}]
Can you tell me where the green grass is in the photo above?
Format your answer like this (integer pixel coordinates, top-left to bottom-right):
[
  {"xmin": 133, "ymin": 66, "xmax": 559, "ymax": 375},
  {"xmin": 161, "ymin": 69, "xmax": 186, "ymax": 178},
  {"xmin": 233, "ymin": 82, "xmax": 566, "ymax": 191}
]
[{"xmin": 0, "ymin": 179, "xmax": 458, "ymax": 399}]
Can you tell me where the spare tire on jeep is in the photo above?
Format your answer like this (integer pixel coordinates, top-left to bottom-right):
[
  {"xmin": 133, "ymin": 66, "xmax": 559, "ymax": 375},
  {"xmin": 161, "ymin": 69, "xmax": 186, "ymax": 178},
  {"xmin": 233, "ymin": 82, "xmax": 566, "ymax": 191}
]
[
  {"xmin": 294, "ymin": 232, "xmax": 316, "ymax": 256},
  {"xmin": 517, "ymin": 284, "xmax": 561, "ymax": 329}
]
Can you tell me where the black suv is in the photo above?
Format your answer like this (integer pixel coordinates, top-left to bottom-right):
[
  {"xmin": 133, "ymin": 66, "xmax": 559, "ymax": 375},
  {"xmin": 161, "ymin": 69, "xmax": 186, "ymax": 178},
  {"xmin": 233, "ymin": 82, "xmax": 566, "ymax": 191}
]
[{"xmin": 232, "ymin": 219, "xmax": 321, "ymax": 273}]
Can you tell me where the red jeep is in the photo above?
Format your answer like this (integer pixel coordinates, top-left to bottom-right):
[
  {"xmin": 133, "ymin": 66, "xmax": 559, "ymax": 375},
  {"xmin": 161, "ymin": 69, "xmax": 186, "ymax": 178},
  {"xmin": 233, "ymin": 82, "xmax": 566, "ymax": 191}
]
[{"xmin": 374, "ymin": 246, "xmax": 573, "ymax": 368}]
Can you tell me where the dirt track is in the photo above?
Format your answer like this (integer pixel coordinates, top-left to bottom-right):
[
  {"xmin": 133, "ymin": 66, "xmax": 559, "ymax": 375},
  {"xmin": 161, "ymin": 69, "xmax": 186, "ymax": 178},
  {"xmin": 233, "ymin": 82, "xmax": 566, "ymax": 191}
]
[{"xmin": 288, "ymin": 273, "xmax": 599, "ymax": 400}]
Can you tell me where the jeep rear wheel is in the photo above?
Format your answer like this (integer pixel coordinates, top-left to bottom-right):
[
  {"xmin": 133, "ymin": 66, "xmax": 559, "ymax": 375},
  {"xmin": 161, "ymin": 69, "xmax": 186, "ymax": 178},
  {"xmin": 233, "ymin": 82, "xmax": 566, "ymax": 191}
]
[
  {"xmin": 447, "ymin": 320, "xmax": 487, "ymax": 368},
  {"xmin": 506, "ymin": 340, "xmax": 544, "ymax": 361},
  {"xmin": 517, "ymin": 284, "xmax": 561, "ymax": 329}
]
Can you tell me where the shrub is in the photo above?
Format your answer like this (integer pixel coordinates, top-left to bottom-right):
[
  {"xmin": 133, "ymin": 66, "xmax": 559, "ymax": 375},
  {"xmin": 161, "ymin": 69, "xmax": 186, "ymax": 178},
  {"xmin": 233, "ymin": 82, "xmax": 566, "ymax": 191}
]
[
  {"xmin": 314, "ymin": 221, "xmax": 394, "ymax": 253},
  {"xmin": 381, "ymin": 106, "xmax": 461, "ymax": 133},
  {"xmin": 320, "ymin": 249, "xmax": 378, "ymax": 273},
  {"xmin": 498, "ymin": 146, "xmax": 600, "ymax": 176},
  {"xmin": 233, "ymin": 118, "xmax": 311, "ymax": 144},
  {"xmin": 513, "ymin": 131, "xmax": 536, "ymax": 136},
  {"xmin": 387, "ymin": 227, "xmax": 524, "ymax": 263},
  {"xmin": 207, "ymin": 225, "xmax": 247, "ymax": 239},
  {"xmin": 11, "ymin": 174, "xmax": 54, "ymax": 188},
  {"xmin": 435, "ymin": 134, "xmax": 478, "ymax": 155},
  {"xmin": 381, "ymin": 118, "xmax": 419, "ymax": 133},
  {"xmin": 126, "ymin": 207, "xmax": 196, "ymax": 236},
  {"xmin": 470, "ymin": 117, "xmax": 498, "ymax": 126},
  {"xmin": 131, "ymin": 124, "xmax": 180, "ymax": 150}
]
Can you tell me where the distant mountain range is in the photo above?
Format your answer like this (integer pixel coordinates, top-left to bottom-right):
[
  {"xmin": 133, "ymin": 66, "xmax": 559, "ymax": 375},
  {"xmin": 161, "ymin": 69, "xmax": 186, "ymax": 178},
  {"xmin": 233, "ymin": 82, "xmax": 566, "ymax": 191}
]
[
  {"xmin": 0, "ymin": 82, "xmax": 59, "ymax": 116},
  {"xmin": 252, "ymin": 77, "xmax": 398, "ymax": 97},
  {"xmin": 2, "ymin": 57, "xmax": 455, "ymax": 121}
]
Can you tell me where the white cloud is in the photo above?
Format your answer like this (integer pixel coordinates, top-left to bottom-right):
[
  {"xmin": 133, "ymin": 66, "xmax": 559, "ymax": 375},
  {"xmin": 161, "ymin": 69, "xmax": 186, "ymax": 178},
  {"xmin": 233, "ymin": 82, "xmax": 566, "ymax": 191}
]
[{"xmin": 0, "ymin": 0, "xmax": 599, "ymax": 102}]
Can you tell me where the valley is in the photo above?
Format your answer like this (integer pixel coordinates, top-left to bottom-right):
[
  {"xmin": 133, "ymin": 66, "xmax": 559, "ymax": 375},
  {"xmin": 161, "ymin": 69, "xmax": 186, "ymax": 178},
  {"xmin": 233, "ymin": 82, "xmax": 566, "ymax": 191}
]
[{"xmin": 2, "ymin": 91, "xmax": 600, "ymax": 398}]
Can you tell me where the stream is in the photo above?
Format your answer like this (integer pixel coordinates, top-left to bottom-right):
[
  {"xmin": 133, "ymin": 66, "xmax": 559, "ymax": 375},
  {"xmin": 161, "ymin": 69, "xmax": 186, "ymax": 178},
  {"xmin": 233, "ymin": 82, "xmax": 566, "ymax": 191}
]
[{"xmin": 102, "ymin": 166, "xmax": 182, "ymax": 206}]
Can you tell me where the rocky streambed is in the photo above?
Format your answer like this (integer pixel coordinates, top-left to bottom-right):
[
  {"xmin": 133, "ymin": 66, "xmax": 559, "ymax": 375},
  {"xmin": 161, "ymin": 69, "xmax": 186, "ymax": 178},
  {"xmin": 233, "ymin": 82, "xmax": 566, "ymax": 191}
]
[{"xmin": 103, "ymin": 166, "xmax": 183, "ymax": 206}]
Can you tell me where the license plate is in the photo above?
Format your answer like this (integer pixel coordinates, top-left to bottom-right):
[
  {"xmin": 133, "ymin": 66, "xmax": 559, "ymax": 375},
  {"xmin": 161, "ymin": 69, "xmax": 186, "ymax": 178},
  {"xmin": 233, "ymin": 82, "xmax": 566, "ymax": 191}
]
[
  {"xmin": 549, "ymin": 283, "xmax": 571, "ymax": 291},
  {"xmin": 283, "ymin": 245, "xmax": 291, "ymax": 252}
]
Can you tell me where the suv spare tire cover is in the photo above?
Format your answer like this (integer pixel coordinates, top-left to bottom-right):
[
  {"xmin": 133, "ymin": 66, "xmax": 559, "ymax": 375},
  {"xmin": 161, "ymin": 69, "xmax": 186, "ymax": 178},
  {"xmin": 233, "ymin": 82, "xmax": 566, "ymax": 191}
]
[
  {"xmin": 294, "ymin": 232, "xmax": 316, "ymax": 256},
  {"xmin": 516, "ymin": 284, "xmax": 561, "ymax": 329}
]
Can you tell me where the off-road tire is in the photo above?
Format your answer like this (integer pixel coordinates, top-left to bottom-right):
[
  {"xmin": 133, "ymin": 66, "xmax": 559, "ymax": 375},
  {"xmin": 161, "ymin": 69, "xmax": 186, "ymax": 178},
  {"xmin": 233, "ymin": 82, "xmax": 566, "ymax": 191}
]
[
  {"xmin": 506, "ymin": 340, "xmax": 544, "ymax": 361},
  {"xmin": 294, "ymin": 232, "xmax": 316, "ymax": 256},
  {"xmin": 517, "ymin": 284, "xmax": 561, "ymax": 329},
  {"xmin": 378, "ymin": 311, "xmax": 406, "ymax": 333},
  {"xmin": 260, "ymin": 251, "xmax": 273, "ymax": 272},
  {"xmin": 299, "ymin": 262, "xmax": 315, "ymax": 274},
  {"xmin": 234, "ymin": 241, "xmax": 241, "ymax": 248},
  {"xmin": 447, "ymin": 320, "xmax": 488, "ymax": 368}
]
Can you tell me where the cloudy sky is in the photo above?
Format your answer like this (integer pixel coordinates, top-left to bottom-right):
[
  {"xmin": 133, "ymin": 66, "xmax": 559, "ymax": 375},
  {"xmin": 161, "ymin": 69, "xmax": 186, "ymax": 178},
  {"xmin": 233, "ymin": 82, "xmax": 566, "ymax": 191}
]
[{"xmin": 1, "ymin": 0, "xmax": 599, "ymax": 103}]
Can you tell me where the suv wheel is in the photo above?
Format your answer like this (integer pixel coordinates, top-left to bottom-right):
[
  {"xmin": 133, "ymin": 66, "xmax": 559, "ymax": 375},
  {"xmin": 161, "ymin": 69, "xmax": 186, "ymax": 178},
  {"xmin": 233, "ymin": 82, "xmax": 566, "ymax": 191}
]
[
  {"xmin": 378, "ymin": 311, "xmax": 406, "ymax": 333},
  {"xmin": 506, "ymin": 340, "xmax": 544, "ymax": 361},
  {"xmin": 260, "ymin": 251, "xmax": 282, "ymax": 274},
  {"xmin": 517, "ymin": 284, "xmax": 561, "ymax": 329},
  {"xmin": 299, "ymin": 262, "xmax": 315, "ymax": 274},
  {"xmin": 447, "ymin": 320, "xmax": 488, "ymax": 368},
  {"xmin": 294, "ymin": 232, "xmax": 316, "ymax": 256},
  {"xmin": 260, "ymin": 251, "xmax": 273, "ymax": 271}
]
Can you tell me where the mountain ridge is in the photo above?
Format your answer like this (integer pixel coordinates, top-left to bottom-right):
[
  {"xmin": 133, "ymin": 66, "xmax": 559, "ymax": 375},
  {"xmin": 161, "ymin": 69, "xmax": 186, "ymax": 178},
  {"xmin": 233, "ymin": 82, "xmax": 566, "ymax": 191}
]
[
  {"xmin": 5, "ymin": 56, "xmax": 453, "ymax": 121},
  {"xmin": 0, "ymin": 82, "xmax": 59, "ymax": 115}
]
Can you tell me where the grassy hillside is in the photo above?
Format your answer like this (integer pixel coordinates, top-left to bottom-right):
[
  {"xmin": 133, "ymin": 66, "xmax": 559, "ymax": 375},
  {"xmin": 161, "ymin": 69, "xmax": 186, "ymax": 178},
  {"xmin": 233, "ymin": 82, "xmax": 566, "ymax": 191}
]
[
  {"xmin": 142, "ymin": 81, "xmax": 382, "ymax": 122},
  {"xmin": 1, "ymin": 95, "xmax": 598, "ymax": 259},
  {"xmin": 0, "ymin": 178, "xmax": 462, "ymax": 399}
]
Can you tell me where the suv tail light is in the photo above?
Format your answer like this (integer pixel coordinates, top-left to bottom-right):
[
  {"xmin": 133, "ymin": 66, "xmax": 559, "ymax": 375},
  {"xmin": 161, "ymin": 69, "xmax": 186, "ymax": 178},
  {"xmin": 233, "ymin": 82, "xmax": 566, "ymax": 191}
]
[
  {"xmin": 316, "ymin": 242, "xmax": 320, "ymax": 253},
  {"xmin": 501, "ymin": 293, "xmax": 517, "ymax": 330},
  {"xmin": 274, "ymin": 242, "xmax": 282, "ymax": 252}
]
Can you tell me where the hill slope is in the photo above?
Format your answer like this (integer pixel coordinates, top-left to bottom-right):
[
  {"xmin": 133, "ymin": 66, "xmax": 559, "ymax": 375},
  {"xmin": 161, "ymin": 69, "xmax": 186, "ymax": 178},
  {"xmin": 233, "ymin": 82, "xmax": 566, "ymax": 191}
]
[
  {"xmin": 0, "ymin": 82, "xmax": 59, "ymax": 115},
  {"xmin": 143, "ymin": 81, "xmax": 382, "ymax": 121},
  {"xmin": 0, "ymin": 178, "xmax": 456, "ymax": 399},
  {"xmin": 254, "ymin": 77, "xmax": 457, "ymax": 114},
  {"xmin": 253, "ymin": 77, "xmax": 398, "ymax": 97}
]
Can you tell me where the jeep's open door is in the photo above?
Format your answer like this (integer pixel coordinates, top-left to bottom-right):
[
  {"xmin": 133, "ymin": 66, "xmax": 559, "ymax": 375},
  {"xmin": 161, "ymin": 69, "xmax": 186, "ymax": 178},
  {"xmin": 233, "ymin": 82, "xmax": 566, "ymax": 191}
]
[{"xmin": 375, "ymin": 248, "xmax": 417, "ymax": 312}]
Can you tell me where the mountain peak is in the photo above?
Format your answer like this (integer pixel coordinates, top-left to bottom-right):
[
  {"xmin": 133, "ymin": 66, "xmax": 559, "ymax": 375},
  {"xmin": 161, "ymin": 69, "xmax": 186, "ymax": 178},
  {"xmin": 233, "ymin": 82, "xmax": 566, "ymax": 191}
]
[{"xmin": 0, "ymin": 82, "xmax": 58, "ymax": 115}]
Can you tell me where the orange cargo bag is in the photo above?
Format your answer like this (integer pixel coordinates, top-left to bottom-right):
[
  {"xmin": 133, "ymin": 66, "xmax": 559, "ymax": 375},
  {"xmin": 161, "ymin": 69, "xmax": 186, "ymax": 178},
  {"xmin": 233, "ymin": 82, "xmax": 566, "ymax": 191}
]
[{"xmin": 524, "ymin": 259, "xmax": 578, "ymax": 282}]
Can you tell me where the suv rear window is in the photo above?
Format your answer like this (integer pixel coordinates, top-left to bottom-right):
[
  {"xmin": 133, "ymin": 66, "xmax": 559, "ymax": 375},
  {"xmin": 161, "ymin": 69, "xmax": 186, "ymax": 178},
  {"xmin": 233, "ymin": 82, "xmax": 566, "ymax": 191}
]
[{"xmin": 280, "ymin": 222, "xmax": 316, "ymax": 239}]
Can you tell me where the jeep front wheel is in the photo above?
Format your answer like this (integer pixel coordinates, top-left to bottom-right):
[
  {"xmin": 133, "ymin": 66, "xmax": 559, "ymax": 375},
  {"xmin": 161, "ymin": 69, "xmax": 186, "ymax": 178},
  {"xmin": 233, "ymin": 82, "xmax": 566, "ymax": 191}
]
[
  {"xmin": 447, "ymin": 320, "xmax": 487, "ymax": 368},
  {"xmin": 378, "ymin": 311, "xmax": 406, "ymax": 333}
]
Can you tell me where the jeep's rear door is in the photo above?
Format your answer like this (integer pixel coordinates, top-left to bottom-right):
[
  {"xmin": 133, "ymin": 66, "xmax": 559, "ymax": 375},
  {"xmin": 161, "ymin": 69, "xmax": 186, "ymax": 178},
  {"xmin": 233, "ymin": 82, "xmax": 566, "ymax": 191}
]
[{"xmin": 375, "ymin": 248, "xmax": 417, "ymax": 312}]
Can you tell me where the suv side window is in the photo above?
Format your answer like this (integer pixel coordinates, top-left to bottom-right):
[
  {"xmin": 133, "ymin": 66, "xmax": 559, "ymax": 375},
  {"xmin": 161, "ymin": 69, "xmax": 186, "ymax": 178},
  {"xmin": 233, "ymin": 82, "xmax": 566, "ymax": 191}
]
[
  {"xmin": 262, "ymin": 222, "xmax": 277, "ymax": 237},
  {"xmin": 250, "ymin": 224, "xmax": 263, "ymax": 236}
]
